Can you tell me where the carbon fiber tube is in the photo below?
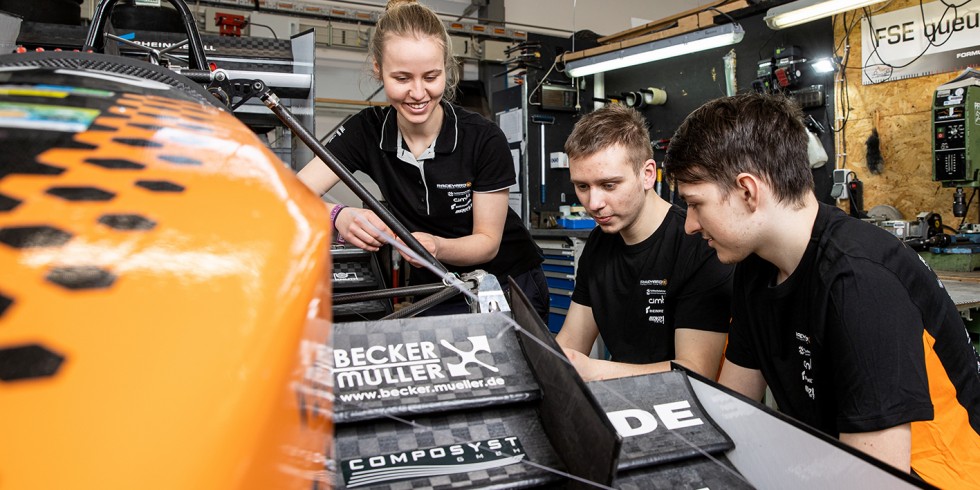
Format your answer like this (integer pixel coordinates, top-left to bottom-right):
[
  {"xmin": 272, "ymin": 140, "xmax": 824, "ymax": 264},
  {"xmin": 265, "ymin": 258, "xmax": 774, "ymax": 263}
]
[
  {"xmin": 333, "ymin": 283, "xmax": 450, "ymax": 305},
  {"xmin": 260, "ymin": 91, "xmax": 449, "ymax": 276},
  {"xmin": 382, "ymin": 286, "xmax": 463, "ymax": 320}
]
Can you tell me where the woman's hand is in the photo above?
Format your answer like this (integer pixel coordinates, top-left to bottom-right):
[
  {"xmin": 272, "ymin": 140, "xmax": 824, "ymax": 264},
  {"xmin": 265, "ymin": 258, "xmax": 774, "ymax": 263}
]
[
  {"xmin": 397, "ymin": 232, "xmax": 441, "ymax": 268},
  {"xmin": 335, "ymin": 207, "xmax": 391, "ymax": 251}
]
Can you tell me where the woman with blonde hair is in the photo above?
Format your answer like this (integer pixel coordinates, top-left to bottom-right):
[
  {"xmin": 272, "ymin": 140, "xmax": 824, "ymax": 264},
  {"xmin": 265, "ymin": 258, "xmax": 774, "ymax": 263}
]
[{"xmin": 299, "ymin": 0, "xmax": 548, "ymax": 319}]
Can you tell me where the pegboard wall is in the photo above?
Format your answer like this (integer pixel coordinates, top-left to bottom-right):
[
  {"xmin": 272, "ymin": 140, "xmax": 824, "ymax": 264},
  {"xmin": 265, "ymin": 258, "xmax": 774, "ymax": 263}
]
[
  {"xmin": 524, "ymin": 33, "xmax": 581, "ymax": 220},
  {"xmin": 521, "ymin": 10, "xmax": 837, "ymax": 219},
  {"xmin": 602, "ymin": 10, "xmax": 837, "ymax": 206}
]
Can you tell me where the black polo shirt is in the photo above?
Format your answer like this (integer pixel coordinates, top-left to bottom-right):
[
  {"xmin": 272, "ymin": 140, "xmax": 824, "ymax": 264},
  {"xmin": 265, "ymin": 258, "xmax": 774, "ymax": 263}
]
[
  {"xmin": 572, "ymin": 206, "xmax": 733, "ymax": 363},
  {"xmin": 325, "ymin": 102, "xmax": 542, "ymax": 285}
]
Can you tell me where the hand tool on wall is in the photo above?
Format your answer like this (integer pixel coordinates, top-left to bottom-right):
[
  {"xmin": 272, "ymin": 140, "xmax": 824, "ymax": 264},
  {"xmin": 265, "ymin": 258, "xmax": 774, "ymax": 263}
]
[{"xmin": 531, "ymin": 114, "xmax": 556, "ymax": 204}]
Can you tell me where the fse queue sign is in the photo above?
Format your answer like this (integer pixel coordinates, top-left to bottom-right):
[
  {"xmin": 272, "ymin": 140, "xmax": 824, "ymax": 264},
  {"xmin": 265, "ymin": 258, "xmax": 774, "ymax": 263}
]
[{"xmin": 861, "ymin": 1, "xmax": 980, "ymax": 85}]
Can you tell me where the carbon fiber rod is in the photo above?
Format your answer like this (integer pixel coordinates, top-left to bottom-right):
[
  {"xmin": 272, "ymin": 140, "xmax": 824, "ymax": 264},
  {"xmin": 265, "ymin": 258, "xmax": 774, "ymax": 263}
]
[
  {"xmin": 333, "ymin": 283, "xmax": 450, "ymax": 305},
  {"xmin": 260, "ymin": 91, "xmax": 449, "ymax": 276},
  {"xmin": 382, "ymin": 286, "xmax": 462, "ymax": 320}
]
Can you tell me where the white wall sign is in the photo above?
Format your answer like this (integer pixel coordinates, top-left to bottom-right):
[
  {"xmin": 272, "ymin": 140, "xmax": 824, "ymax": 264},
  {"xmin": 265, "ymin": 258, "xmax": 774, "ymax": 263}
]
[{"xmin": 861, "ymin": 1, "xmax": 980, "ymax": 84}]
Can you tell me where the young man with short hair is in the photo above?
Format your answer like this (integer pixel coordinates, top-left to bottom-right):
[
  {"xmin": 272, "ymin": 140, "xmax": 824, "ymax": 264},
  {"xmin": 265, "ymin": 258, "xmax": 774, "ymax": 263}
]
[
  {"xmin": 556, "ymin": 104, "xmax": 733, "ymax": 381},
  {"xmin": 664, "ymin": 92, "xmax": 980, "ymax": 486}
]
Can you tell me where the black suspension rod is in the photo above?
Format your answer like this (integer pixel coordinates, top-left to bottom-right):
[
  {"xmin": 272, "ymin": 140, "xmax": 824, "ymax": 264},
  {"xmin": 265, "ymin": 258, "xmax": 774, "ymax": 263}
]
[
  {"xmin": 382, "ymin": 286, "xmax": 462, "ymax": 320},
  {"xmin": 333, "ymin": 283, "xmax": 450, "ymax": 305}
]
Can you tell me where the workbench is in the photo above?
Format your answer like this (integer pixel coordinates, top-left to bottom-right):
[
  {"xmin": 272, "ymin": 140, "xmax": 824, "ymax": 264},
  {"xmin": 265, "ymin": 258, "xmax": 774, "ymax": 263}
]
[{"xmin": 937, "ymin": 271, "xmax": 980, "ymax": 350}]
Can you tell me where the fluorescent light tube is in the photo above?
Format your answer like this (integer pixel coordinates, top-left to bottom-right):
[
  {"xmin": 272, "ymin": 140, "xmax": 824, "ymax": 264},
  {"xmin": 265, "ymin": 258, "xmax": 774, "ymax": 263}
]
[
  {"xmin": 765, "ymin": 0, "xmax": 888, "ymax": 30},
  {"xmin": 564, "ymin": 23, "xmax": 745, "ymax": 78}
]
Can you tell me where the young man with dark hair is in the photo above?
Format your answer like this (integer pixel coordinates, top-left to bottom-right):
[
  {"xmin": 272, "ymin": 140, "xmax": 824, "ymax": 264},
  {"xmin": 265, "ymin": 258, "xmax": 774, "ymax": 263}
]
[
  {"xmin": 664, "ymin": 92, "xmax": 980, "ymax": 486},
  {"xmin": 556, "ymin": 104, "xmax": 733, "ymax": 381}
]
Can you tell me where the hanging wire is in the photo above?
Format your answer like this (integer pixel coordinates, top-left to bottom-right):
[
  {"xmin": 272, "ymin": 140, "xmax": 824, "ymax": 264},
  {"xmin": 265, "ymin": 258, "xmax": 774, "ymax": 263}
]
[{"xmin": 860, "ymin": 0, "xmax": 970, "ymax": 84}]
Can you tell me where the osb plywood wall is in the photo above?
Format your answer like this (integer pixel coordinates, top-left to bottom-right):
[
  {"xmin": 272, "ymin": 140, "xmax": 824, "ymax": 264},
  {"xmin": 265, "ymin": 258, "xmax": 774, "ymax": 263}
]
[{"xmin": 835, "ymin": 0, "xmax": 969, "ymax": 226}]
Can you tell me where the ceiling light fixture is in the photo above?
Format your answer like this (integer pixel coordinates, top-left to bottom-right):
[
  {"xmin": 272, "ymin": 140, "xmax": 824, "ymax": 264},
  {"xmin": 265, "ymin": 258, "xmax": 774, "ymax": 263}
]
[
  {"xmin": 563, "ymin": 23, "xmax": 745, "ymax": 78},
  {"xmin": 764, "ymin": 0, "xmax": 889, "ymax": 30}
]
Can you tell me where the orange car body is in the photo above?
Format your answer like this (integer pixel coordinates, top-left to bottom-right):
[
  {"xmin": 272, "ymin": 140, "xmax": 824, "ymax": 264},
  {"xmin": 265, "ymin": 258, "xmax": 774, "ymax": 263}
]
[{"xmin": 0, "ymin": 61, "xmax": 334, "ymax": 489}]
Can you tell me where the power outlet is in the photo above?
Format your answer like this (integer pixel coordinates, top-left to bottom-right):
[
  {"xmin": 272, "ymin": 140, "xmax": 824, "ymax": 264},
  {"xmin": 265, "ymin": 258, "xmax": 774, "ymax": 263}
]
[{"xmin": 831, "ymin": 168, "xmax": 850, "ymax": 200}]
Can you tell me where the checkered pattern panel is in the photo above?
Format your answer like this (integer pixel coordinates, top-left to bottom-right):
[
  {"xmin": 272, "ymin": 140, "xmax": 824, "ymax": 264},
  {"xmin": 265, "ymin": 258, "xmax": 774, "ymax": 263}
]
[
  {"xmin": 333, "ymin": 313, "xmax": 541, "ymax": 424},
  {"xmin": 335, "ymin": 405, "xmax": 566, "ymax": 489},
  {"xmin": 205, "ymin": 33, "xmax": 293, "ymax": 59},
  {"xmin": 334, "ymin": 300, "xmax": 388, "ymax": 320},
  {"xmin": 332, "ymin": 259, "xmax": 379, "ymax": 290},
  {"xmin": 614, "ymin": 455, "xmax": 752, "ymax": 490},
  {"xmin": 588, "ymin": 371, "xmax": 735, "ymax": 471}
]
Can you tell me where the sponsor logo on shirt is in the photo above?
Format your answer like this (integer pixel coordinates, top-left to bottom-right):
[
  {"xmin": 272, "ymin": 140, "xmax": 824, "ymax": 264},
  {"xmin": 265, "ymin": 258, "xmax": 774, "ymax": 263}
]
[
  {"xmin": 450, "ymin": 195, "xmax": 472, "ymax": 214},
  {"xmin": 915, "ymin": 254, "xmax": 947, "ymax": 289},
  {"xmin": 436, "ymin": 185, "xmax": 473, "ymax": 214},
  {"xmin": 641, "ymin": 280, "xmax": 667, "ymax": 324},
  {"xmin": 796, "ymin": 330, "xmax": 815, "ymax": 400},
  {"xmin": 342, "ymin": 437, "xmax": 526, "ymax": 488},
  {"xmin": 325, "ymin": 124, "xmax": 345, "ymax": 144}
]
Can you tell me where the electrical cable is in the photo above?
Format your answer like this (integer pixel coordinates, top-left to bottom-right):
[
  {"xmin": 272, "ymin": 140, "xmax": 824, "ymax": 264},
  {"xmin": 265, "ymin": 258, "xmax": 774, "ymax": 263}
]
[
  {"xmin": 248, "ymin": 21, "xmax": 278, "ymax": 40},
  {"xmin": 701, "ymin": 5, "xmax": 738, "ymax": 26},
  {"xmin": 831, "ymin": 7, "xmax": 871, "ymax": 170},
  {"xmin": 860, "ymin": 0, "xmax": 972, "ymax": 83},
  {"xmin": 832, "ymin": 2, "xmax": 893, "ymax": 160},
  {"xmin": 940, "ymin": 0, "xmax": 973, "ymax": 8},
  {"xmin": 834, "ymin": 6, "xmax": 864, "ymax": 52},
  {"xmin": 527, "ymin": 57, "xmax": 561, "ymax": 106},
  {"xmin": 919, "ymin": 0, "xmax": 967, "ymax": 47},
  {"xmin": 831, "ymin": 12, "xmax": 852, "ymax": 132}
]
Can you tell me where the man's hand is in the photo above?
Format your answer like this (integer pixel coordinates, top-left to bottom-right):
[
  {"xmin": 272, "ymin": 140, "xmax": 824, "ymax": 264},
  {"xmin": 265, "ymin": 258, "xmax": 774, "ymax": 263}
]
[{"xmin": 562, "ymin": 347, "xmax": 608, "ymax": 381}]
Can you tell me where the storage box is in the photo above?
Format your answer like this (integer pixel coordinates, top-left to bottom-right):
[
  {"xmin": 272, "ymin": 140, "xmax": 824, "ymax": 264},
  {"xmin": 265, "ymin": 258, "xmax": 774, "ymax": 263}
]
[{"xmin": 557, "ymin": 217, "xmax": 596, "ymax": 229}]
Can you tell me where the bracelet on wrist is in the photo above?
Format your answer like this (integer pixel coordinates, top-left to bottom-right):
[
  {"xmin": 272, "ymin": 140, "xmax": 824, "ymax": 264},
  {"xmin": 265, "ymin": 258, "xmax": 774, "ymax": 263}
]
[{"xmin": 329, "ymin": 204, "xmax": 347, "ymax": 243}]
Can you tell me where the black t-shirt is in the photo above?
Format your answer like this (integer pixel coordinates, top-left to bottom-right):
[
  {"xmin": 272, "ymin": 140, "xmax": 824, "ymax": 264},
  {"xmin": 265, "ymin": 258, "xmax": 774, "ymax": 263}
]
[
  {"xmin": 571, "ymin": 206, "xmax": 733, "ymax": 363},
  {"xmin": 324, "ymin": 102, "xmax": 542, "ymax": 284},
  {"xmin": 726, "ymin": 203, "xmax": 980, "ymax": 440}
]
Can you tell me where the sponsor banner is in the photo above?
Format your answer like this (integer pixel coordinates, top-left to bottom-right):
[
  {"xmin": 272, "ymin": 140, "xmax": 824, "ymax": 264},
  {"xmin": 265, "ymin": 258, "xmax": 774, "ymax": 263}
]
[
  {"xmin": 588, "ymin": 370, "xmax": 735, "ymax": 471},
  {"xmin": 862, "ymin": 1, "xmax": 980, "ymax": 84},
  {"xmin": 332, "ymin": 313, "xmax": 540, "ymax": 423},
  {"xmin": 341, "ymin": 437, "xmax": 526, "ymax": 488},
  {"xmin": 334, "ymin": 405, "xmax": 566, "ymax": 489}
]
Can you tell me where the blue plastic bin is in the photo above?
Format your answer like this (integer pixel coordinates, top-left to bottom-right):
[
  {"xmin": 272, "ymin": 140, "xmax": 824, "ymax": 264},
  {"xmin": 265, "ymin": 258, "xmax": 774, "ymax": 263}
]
[{"xmin": 557, "ymin": 217, "xmax": 596, "ymax": 229}]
